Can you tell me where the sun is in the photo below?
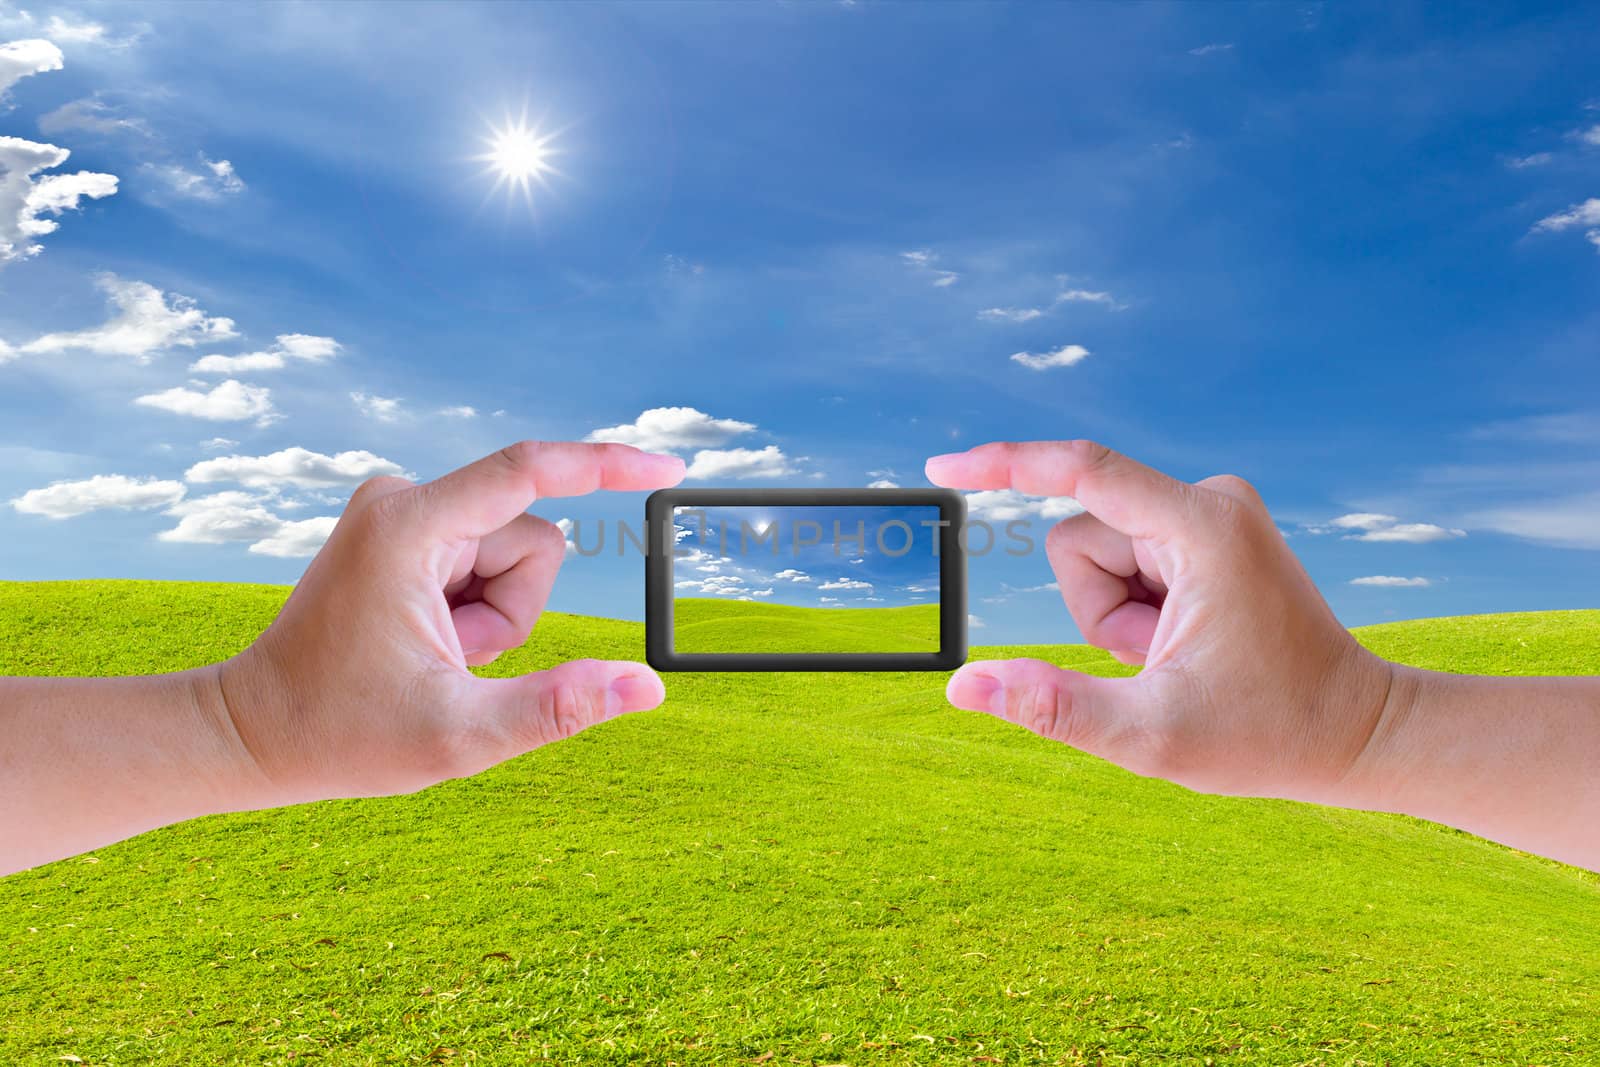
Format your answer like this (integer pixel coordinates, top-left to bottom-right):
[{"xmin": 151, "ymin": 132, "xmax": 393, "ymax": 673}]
[{"xmin": 475, "ymin": 114, "xmax": 561, "ymax": 203}]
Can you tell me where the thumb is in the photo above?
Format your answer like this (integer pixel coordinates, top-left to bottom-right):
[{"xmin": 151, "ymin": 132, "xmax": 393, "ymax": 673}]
[
  {"xmin": 947, "ymin": 657, "xmax": 1134, "ymax": 757},
  {"xmin": 477, "ymin": 658, "xmax": 667, "ymax": 750}
]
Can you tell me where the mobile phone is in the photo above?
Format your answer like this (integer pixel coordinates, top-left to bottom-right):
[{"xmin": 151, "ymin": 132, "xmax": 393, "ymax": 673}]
[{"xmin": 645, "ymin": 487, "xmax": 967, "ymax": 672}]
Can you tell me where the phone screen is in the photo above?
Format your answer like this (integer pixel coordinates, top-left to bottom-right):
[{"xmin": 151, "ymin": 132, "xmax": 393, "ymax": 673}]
[{"xmin": 671, "ymin": 504, "xmax": 943, "ymax": 654}]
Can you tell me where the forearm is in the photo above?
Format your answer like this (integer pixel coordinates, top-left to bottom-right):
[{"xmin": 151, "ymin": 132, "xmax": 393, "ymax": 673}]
[
  {"xmin": 1345, "ymin": 664, "xmax": 1600, "ymax": 869},
  {"xmin": 0, "ymin": 665, "xmax": 269, "ymax": 876}
]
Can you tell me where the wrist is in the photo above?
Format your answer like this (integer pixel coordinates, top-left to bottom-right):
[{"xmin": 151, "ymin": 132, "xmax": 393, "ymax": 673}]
[
  {"xmin": 197, "ymin": 651, "xmax": 297, "ymax": 812},
  {"xmin": 1323, "ymin": 654, "xmax": 1427, "ymax": 813}
]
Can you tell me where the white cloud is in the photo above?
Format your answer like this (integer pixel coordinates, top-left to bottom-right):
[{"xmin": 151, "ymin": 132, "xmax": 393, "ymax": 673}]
[
  {"xmin": 23, "ymin": 275, "xmax": 236, "ymax": 360},
  {"xmin": 190, "ymin": 333, "xmax": 340, "ymax": 373},
  {"xmin": 901, "ymin": 248, "xmax": 959, "ymax": 287},
  {"xmin": 1577, "ymin": 125, "xmax": 1600, "ymax": 147},
  {"xmin": 963, "ymin": 489, "xmax": 1084, "ymax": 522},
  {"xmin": 0, "ymin": 13, "xmax": 137, "ymax": 51},
  {"xmin": 0, "ymin": 134, "xmax": 118, "ymax": 264},
  {"xmin": 351, "ymin": 391, "xmax": 405, "ymax": 422},
  {"xmin": 38, "ymin": 96, "xmax": 148, "ymax": 136},
  {"xmin": 1056, "ymin": 288, "xmax": 1125, "ymax": 310},
  {"xmin": 0, "ymin": 38, "xmax": 61, "ymax": 96},
  {"xmin": 200, "ymin": 437, "xmax": 238, "ymax": 451},
  {"xmin": 1505, "ymin": 152, "xmax": 1553, "ymax": 169},
  {"xmin": 585, "ymin": 406, "xmax": 756, "ymax": 453},
  {"xmin": 41, "ymin": 15, "xmax": 118, "ymax": 46},
  {"xmin": 1302, "ymin": 512, "xmax": 1464, "ymax": 543},
  {"xmin": 1467, "ymin": 492, "xmax": 1600, "ymax": 550},
  {"xmin": 677, "ymin": 573, "xmax": 750, "ymax": 596},
  {"xmin": 186, "ymin": 447, "xmax": 404, "ymax": 489},
  {"xmin": 818, "ymin": 578, "xmax": 872, "ymax": 591},
  {"xmin": 866, "ymin": 478, "xmax": 899, "ymax": 489},
  {"xmin": 968, "ymin": 613, "xmax": 986, "ymax": 628},
  {"xmin": 11, "ymin": 474, "xmax": 184, "ymax": 518},
  {"xmin": 249, "ymin": 516, "xmax": 337, "ymax": 558},
  {"xmin": 819, "ymin": 596, "xmax": 840, "ymax": 604},
  {"xmin": 747, "ymin": 588, "xmax": 774, "ymax": 597},
  {"xmin": 685, "ymin": 445, "xmax": 796, "ymax": 480},
  {"xmin": 1531, "ymin": 198, "xmax": 1600, "ymax": 252},
  {"xmin": 1350, "ymin": 576, "xmax": 1431, "ymax": 588},
  {"xmin": 1004, "ymin": 581, "xmax": 1060, "ymax": 594},
  {"xmin": 555, "ymin": 517, "xmax": 578, "ymax": 556},
  {"xmin": 773, "ymin": 568, "xmax": 811, "ymax": 582},
  {"xmin": 1010, "ymin": 344, "xmax": 1090, "ymax": 371},
  {"xmin": 1331, "ymin": 512, "xmax": 1397, "ymax": 532},
  {"xmin": 978, "ymin": 307, "xmax": 1045, "ymax": 323},
  {"xmin": 154, "ymin": 491, "xmax": 334, "ymax": 558},
  {"xmin": 1352, "ymin": 523, "xmax": 1465, "ymax": 544},
  {"xmin": 438, "ymin": 405, "xmax": 477, "ymax": 418},
  {"xmin": 135, "ymin": 379, "xmax": 276, "ymax": 424},
  {"xmin": 1188, "ymin": 42, "xmax": 1233, "ymax": 56},
  {"xmin": 979, "ymin": 286, "xmax": 1125, "ymax": 325},
  {"xmin": 144, "ymin": 154, "xmax": 245, "ymax": 201},
  {"xmin": 159, "ymin": 492, "xmax": 285, "ymax": 544},
  {"xmin": 1532, "ymin": 199, "xmax": 1600, "ymax": 229}
]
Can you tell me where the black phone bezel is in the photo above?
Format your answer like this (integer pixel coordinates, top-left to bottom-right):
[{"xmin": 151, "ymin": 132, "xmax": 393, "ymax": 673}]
[{"xmin": 645, "ymin": 487, "xmax": 967, "ymax": 672}]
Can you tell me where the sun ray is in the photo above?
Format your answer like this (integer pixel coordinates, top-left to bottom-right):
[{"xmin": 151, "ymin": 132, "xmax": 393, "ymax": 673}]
[{"xmin": 474, "ymin": 111, "xmax": 563, "ymax": 206}]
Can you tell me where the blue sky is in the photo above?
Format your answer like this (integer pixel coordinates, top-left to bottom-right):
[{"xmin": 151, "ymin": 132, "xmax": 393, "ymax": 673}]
[
  {"xmin": 671, "ymin": 504, "xmax": 941, "ymax": 610},
  {"xmin": 0, "ymin": 2, "xmax": 1597, "ymax": 646}
]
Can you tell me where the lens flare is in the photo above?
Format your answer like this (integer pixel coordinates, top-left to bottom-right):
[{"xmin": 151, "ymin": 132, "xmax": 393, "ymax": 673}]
[{"xmin": 475, "ymin": 111, "xmax": 562, "ymax": 205}]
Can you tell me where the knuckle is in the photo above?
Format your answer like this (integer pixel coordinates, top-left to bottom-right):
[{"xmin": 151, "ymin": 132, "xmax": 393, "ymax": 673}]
[
  {"xmin": 1011, "ymin": 680, "xmax": 1072, "ymax": 742},
  {"xmin": 350, "ymin": 474, "xmax": 410, "ymax": 510},
  {"xmin": 1202, "ymin": 473, "xmax": 1263, "ymax": 508},
  {"xmin": 531, "ymin": 659, "xmax": 608, "ymax": 741},
  {"xmin": 536, "ymin": 680, "xmax": 604, "ymax": 741},
  {"xmin": 364, "ymin": 484, "xmax": 415, "ymax": 531},
  {"xmin": 496, "ymin": 440, "xmax": 544, "ymax": 474},
  {"xmin": 1064, "ymin": 439, "xmax": 1115, "ymax": 472}
]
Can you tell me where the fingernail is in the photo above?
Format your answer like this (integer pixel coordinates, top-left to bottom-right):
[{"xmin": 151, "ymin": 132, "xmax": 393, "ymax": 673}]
[
  {"xmin": 649, "ymin": 453, "xmax": 687, "ymax": 478},
  {"xmin": 607, "ymin": 673, "xmax": 662, "ymax": 717},
  {"xmin": 951, "ymin": 670, "xmax": 1004, "ymax": 717},
  {"xmin": 925, "ymin": 453, "xmax": 963, "ymax": 481}
]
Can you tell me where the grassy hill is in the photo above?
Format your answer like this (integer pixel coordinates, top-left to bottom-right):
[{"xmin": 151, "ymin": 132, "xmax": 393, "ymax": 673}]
[
  {"xmin": 0, "ymin": 579, "xmax": 1597, "ymax": 1064},
  {"xmin": 673, "ymin": 597, "xmax": 940, "ymax": 653}
]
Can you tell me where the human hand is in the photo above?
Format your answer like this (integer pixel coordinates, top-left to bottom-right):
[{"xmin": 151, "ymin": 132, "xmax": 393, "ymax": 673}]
[
  {"xmin": 927, "ymin": 440, "xmax": 1395, "ymax": 806},
  {"xmin": 214, "ymin": 441, "xmax": 684, "ymax": 808}
]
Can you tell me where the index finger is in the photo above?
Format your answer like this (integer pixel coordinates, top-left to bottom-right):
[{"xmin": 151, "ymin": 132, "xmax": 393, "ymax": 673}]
[
  {"xmin": 409, "ymin": 441, "xmax": 685, "ymax": 542},
  {"xmin": 925, "ymin": 440, "xmax": 1202, "ymax": 541}
]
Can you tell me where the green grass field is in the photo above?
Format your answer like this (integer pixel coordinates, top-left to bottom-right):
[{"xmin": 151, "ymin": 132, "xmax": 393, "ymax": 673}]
[
  {"xmin": 673, "ymin": 598, "xmax": 940, "ymax": 653},
  {"xmin": 1, "ymin": 580, "xmax": 1597, "ymax": 1064}
]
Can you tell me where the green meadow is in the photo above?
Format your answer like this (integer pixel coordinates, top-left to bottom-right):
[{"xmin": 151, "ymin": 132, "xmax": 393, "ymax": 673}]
[
  {"xmin": 673, "ymin": 598, "xmax": 940, "ymax": 653},
  {"xmin": 1, "ymin": 579, "xmax": 1597, "ymax": 1064}
]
